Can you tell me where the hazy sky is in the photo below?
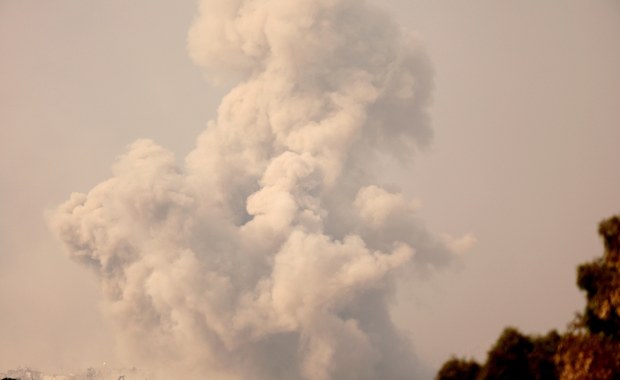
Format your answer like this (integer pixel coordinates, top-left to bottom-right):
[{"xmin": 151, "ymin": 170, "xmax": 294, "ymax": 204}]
[{"xmin": 1, "ymin": 0, "xmax": 619, "ymax": 377}]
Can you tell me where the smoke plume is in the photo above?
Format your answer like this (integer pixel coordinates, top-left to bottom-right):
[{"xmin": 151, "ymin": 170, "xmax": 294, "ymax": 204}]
[{"xmin": 51, "ymin": 0, "xmax": 454, "ymax": 378}]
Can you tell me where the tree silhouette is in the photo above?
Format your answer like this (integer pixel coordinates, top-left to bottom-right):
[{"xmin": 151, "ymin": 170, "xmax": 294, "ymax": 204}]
[
  {"xmin": 436, "ymin": 215, "xmax": 620, "ymax": 380},
  {"xmin": 577, "ymin": 216, "xmax": 620, "ymax": 338},
  {"xmin": 556, "ymin": 215, "xmax": 620, "ymax": 379},
  {"xmin": 436, "ymin": 358, "xmax": 480, "ymax": 380}
]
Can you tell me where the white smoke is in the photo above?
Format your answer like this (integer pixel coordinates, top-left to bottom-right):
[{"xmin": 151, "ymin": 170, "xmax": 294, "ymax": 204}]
[{"xmin": 51, "ymin": 0, "xmax": 455, "ymax": 378}]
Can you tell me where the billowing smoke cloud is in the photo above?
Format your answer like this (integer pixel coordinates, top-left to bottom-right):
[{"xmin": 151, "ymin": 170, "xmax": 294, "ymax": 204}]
[{"xmin": 51, "ymin": 0, "xmax": 454, "ymax": 378}]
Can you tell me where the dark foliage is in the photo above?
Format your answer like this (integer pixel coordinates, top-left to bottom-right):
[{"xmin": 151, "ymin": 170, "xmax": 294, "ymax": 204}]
[
  {"xmin": 555, "ymin": 331, "xmax": 620, "ymax": 380},
  {"xmin": 435, "ymin": 214, "xmax": 620, "ymax": 380},
  {"xmin": 477, "ymin": 328, "xmax": 534, "ymax": 380},
  {"xmin": 527, "ymin": 330, "xmax": 561, "ymax": 380},
  {"xmin": 475, "ymin": 328, "xmax": 559, "ymax": 380},
  {"xmin": 436, "ymin": 358, "xmax": 481, "ymax": 380},
  {"xmin": 577, "ymin": 216, "xmax": 620, "ymax": 338}
]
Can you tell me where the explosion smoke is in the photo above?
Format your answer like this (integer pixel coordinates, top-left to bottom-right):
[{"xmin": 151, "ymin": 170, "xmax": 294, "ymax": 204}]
[{"xmin": 51, "ymin": 0, "xmax": 455, "ymax": 378}]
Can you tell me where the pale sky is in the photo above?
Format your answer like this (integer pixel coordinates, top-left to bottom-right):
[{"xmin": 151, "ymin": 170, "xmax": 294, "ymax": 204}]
[{"xmin": 1, "ymin": 0, "xmax": 619, "ymax": 377}]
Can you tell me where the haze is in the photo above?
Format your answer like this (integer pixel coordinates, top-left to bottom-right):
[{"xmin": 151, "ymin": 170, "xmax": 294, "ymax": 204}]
[{"xmin": 1, "ymin": 0, "xmax": 619, "ymax": 378}]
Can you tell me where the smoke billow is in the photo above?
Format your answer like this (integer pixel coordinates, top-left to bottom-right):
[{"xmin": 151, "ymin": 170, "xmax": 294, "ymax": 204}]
[{"xmin": 51, "ymin": 0, "xmax": 455, "ymax": 378}]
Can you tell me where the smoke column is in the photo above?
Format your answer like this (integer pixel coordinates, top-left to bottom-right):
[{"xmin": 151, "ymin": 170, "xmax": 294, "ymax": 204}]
[{"xmin": 51, "ymin": 0, "xmax": 454, "ymax": 378}]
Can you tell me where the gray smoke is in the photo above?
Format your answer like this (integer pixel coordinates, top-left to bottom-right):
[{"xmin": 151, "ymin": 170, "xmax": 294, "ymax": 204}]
[{"xmin": 51, "ymin": 0, "xmax": 455, "ymax": 378}]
